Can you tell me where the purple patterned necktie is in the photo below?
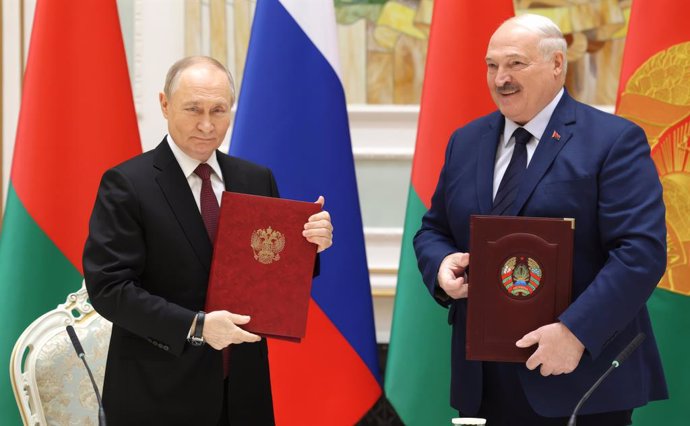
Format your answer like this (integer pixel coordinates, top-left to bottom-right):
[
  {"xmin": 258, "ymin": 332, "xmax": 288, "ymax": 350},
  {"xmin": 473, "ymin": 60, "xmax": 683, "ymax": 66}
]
[
  {"xmin": 194, "ymin": 163, "xmax": 219, "ymax": 243},
  {"xmin": 194, "ymin": 163, "xmax": 231, "ymax": 376}
]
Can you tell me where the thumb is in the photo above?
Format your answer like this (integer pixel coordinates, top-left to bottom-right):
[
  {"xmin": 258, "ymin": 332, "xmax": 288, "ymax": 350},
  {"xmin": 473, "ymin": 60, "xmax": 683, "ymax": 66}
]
[
  {"xmin": 229, "ymin": 313, "xmax": 251, "ymax": 325},
  {"xmin": 314, "ymin": 195, "xmax": 325, "ymax": 208},
  {"xmin": 516, "ymin": 331, "xmax": 540, "ymax": 348},
  {"xmin": 458, "ymin": 252, "xmax": 470, "ymax": 268}
]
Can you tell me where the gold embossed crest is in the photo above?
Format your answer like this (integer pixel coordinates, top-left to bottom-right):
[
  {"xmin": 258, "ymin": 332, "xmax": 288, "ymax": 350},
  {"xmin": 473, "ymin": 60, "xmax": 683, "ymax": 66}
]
[{"xmin": 251, "ymin": 227, "xmax": 285, "ymax": 264}]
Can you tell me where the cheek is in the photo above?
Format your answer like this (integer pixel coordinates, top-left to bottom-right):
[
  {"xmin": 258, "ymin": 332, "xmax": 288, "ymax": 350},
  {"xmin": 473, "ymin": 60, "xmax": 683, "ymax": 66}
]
[
  {"xmin": 215, "ymin": 117, "xmax": 231, "ymax": 131},
  {"xmin": 176, "ymin": 117, "xmax": 196, "ymax": 130},
  {"xmin": 523, "ymin": 76, "xmax": 542, "ymax": 95}
]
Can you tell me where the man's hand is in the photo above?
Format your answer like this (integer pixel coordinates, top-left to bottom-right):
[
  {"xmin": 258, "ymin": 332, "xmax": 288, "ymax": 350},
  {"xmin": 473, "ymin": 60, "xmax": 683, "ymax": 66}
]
[
  {"xmin": 437, "ymin": 252, "xmax": 470, "ymax": 299},
  {"xmin": 516, "ymin": 322, "xmax": 585, "ymax": 376},
  {"xmin": 303, "ymin": 196, "xmax": 333, "ymax": 253},
  {"xmin": 203, "ymin": 310, "xmax": 261, "ymax": 350}
]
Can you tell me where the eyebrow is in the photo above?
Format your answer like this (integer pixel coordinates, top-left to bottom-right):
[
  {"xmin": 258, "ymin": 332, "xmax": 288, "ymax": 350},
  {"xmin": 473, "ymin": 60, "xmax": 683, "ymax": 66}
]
[
  {"xmin": 486, "ymin": 53, "xmax": 530, "ymax": 62},
  {"xmin": 181, "ymin": 100, "xmax": 229, "ymax": 107}
]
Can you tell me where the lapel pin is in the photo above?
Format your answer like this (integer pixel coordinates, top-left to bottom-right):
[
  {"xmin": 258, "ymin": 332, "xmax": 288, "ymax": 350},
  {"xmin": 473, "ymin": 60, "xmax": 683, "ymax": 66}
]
[{"xmin": 551, "ymin": 130, "xmax": 561, "ymax": 141}]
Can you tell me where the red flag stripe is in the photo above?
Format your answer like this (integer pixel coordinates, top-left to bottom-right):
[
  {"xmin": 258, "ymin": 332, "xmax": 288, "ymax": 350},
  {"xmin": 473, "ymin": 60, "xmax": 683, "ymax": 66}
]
[
  {"xmin": 268, "ymin": 299, "xmax": 381, "ymax": 425},
  {"xmin": 616, "ymin": 2, "xmax": 690, "ymax": 107},
  {"xmin": 11, "ymin": 0, "xmax": 141, "ymax": 273},
  {"xmin": 411, "ymin": 2, "xmax": 515, "ymax": 207}
]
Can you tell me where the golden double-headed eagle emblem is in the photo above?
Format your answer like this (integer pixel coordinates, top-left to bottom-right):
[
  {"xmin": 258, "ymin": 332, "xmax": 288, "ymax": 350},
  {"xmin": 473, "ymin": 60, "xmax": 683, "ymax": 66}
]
[{"xmin": 251, "ymin": 227, "xmax": 285, "ymax": 264}]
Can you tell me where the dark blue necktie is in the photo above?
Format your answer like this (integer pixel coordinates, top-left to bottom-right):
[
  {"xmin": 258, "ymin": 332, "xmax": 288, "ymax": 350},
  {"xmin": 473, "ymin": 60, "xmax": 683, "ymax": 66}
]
[{"xmin": 491, "ymin": 127, "xmax": 532, "ymax": 215}]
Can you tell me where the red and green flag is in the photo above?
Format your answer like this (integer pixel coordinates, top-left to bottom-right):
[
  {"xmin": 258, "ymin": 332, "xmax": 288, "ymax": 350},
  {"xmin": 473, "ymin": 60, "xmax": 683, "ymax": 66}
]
[
  {"xmin": 384, "ymin": 1, "xmax": 514, "ymax": 424},
  {"xmin": 615, "ymin": 1, "xmax": 690, "ymax": 425},
  {"xmin": 0, "ymin": 0, "xmax": 141, "ymax": 423}
]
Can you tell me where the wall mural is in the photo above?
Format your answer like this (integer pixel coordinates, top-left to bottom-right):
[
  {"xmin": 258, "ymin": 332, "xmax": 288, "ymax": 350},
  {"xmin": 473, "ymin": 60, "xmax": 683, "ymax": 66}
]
[{"xmin": 185, "ymin": 0, "xmax": 632, "ymax": 106}]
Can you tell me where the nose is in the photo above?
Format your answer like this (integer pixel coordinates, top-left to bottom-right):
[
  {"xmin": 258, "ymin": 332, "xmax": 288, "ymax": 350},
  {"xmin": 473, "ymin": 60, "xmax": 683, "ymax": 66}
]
[
  {"xmin": 494, "ymin": 66, "xmax": 512, "ymax": 87},
  {"xmin": 198, "ymin": 114, "xmax": 214, "ymax": 133}
]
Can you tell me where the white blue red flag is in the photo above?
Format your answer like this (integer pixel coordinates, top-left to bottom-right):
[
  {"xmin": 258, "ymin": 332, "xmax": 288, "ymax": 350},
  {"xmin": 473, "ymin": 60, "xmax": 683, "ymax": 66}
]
[{"xmin": 229, "ymin": 0, "xmax": 382, "ymax": 423}]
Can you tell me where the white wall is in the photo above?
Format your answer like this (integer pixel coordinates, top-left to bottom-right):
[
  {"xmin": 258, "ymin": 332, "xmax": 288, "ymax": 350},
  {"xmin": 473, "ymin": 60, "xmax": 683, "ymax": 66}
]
[{"xmin": 2, "ymin": 0, "xmax": 24, "ymax": 203}]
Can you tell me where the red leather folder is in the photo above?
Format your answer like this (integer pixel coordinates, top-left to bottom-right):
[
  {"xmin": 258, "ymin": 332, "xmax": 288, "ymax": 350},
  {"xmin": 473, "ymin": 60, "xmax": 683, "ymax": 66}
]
[
  {"xmin": 205, "ymin": 192, "xmax": 320, "ymax": 341},
  {"xmin": 467, "ymin": 215, "xmax": 574, "ymax": 362}
]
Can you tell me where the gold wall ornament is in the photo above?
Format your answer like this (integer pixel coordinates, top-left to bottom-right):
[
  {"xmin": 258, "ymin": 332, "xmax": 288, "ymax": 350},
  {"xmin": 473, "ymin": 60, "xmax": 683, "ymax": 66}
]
[
  {"xmin": 617, "ymin": 41, "xmax": 690, "ymax": 296},
  {"xmin": 519, "ymin": 0, "xmax": 630, "ymax": 105},
  {"xmin": 184, "ymin": 1, "xmax": 630, "ymax": 105},
  {"xmin": 251, "ymin": 227, "xmax": 286, "ymax": 265}
]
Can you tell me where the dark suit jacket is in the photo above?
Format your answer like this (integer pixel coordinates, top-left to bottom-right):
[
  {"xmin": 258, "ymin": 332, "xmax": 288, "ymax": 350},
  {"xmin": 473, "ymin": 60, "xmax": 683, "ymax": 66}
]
[
  {"xmin": 83, "ymin": 140, "xmax": 277, "ymax": 425},
  {"xmin": 414, "ymin": 92, "xmax": 668, "ymax": 416}
]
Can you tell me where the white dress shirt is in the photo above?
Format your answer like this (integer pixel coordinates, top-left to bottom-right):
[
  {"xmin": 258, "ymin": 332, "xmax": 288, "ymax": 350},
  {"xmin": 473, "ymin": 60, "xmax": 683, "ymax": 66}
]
[
  {"xmin": 492, "ymin": 88, "xmax": 564, "ymax": 200},
  {"xmin": 166, "ymin": 135, "xmax": 225, "ymax": 209}
]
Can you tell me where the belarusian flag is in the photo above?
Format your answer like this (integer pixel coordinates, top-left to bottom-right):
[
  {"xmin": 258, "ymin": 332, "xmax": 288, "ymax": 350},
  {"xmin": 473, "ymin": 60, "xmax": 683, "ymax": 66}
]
[
  {"xmin": 0, "ymin": 1, "xmax": 141, "ymax": 423},
  {"xmin": 616, "ymin": 1, "xmax": 690, "ymax": 425},
  {"xmin": 384, "ymin": 1, "xmax": 514, "ymax": 424}
]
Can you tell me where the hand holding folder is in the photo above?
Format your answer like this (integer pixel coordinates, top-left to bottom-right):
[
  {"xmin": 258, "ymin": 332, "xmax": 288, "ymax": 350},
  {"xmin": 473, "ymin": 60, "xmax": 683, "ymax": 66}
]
[
  {"xmin": 466, "ymin": 215, "xmax": 574, "ymax": 362},
  {"xmin": 205, "ymin": 192, "xmax": 322, "ymax": 342}
]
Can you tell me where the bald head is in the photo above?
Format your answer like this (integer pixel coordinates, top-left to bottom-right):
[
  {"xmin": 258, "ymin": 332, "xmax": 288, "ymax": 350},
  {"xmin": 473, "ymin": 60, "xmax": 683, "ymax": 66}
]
[
  {"xmin": 164, "ymin": 56, "xmax": 236, "ymax": 101},
  {"xmin": 485, "ymin": 14, "xmax": 567, "ymax": 124},
  {"xmin": 501, "ymin": 14, "xmax": 568, "ymax": 76},
  {"xmin": 159, "ymin": 57, "xmax": 235, "ymax": 162}
]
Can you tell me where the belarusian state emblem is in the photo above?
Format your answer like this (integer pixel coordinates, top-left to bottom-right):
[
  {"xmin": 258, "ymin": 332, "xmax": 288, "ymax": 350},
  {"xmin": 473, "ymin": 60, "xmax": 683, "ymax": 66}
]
[{"xmin": 500, "ymin": 256, "xmax": 542, "ymax": 297}]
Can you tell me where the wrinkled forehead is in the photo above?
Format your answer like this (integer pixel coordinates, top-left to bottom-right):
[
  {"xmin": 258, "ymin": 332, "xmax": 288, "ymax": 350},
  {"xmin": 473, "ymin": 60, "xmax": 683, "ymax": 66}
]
[
  {"xmin": 173, "ymin": 64, "xmax": 232, "ymax": 94},
  {"xmin": 173, "ymin": 66, "xmax": 234, "ymax": 102},
  {"xmin": 487, "ymin": 22, "xmax": 541, "ymax": 56}
]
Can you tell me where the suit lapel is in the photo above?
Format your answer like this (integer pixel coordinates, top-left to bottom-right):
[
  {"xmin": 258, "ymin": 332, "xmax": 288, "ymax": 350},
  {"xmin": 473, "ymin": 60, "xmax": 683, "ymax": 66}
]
[
  {"xmin": 153, "ymin": 141, "xmax": 212, "ymax": 272},
  {"xmin": 217, "ymin": 152, "xmax": 271, "ymax": 195},
  {"xmin": 476, "ymin": 113, "xmax": 504, "ymax": 214},
  {"xmin": 510, "ymin": 92, "xmax": 576, "ymax": 215},
  {"xmin": 217, "ymin": 152, "xmax": 240, "ymax": 192}
]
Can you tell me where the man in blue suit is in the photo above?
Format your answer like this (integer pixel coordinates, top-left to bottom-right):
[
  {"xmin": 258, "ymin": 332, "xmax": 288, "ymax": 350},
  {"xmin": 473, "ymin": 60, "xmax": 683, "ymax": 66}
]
[{"xmin": 414, "ymin": 14, "xmax": 668, "ymax": 425}]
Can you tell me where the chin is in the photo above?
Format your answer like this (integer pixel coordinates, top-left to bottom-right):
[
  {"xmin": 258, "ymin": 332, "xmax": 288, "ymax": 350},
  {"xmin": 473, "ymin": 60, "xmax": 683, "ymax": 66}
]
[
  {"xmin": 199, "ymin": 151, "xmax": 216, "ymax": 161},
  {"xmin": 498, "ymin": 103, "xmax": 530, "ymax": 123},
  {"xmin": 498, "ymin": 108, "xmax": 520, "ymax": 122}
]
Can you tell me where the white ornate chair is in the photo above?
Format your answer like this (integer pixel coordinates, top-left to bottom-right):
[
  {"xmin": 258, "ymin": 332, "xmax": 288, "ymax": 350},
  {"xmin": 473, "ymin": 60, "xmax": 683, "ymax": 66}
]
[{"xmin": 10, "ymin": 281, "xmax": 112, "ymax": 425}]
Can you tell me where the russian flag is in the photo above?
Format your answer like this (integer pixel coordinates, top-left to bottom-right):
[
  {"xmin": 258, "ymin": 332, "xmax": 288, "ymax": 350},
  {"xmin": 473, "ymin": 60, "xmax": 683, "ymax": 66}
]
[{"xmin": 229, "ymin": 0, "xmax": 382, "ymax": 423}]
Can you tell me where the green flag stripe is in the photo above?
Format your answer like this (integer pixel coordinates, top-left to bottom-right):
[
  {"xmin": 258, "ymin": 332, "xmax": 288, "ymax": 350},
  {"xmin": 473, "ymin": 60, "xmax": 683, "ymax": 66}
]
[
  {"xmin": 385, "ymin": 186, "xmax": 456, "ymax": 425},
  {"xmin": 0, "ymin": 184, "xmax": 83, "ymax": 425},
  {"xmin": 633, "ymin": 289, "xmax": 690, "ymax": 426}
]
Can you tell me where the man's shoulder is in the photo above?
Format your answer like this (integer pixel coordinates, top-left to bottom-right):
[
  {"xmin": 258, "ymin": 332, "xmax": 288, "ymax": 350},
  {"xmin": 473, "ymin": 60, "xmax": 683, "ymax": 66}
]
[
  {"xmin": 109, "ymin": 149, "xmax": 156, "ymax": 175},
  {"xmin": 99, "ymin": 141, "xmax": 165, "ymax": 183},
  {"xmin": 216, "ymin": 152, "xmax": 272, "ymax": 177},
  {"xmin": 453, "ymin": 110, "xmax": 503, "ymax": 137},
  {"xmin": 568, "ymin": 95, "xmax": 638, "ymax": 133}
]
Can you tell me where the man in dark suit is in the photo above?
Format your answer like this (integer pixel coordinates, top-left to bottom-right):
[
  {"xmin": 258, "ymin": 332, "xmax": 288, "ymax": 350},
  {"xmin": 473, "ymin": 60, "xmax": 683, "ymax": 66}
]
[
  {"xmin": 414, "ymin": 14, "xmax": 667, "ymax": 425},
  {"xmin": 83, "ymin": 56, "xmax": 333, "ymax": 425}
]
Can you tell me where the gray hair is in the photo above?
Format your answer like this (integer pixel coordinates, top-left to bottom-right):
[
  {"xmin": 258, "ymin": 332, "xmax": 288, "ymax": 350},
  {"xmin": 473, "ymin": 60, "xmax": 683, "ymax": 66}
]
[
  {"xmin": 164, "ymin": 56, "xmax": 236, "ymax": 100},
  {"xmin": 505, "ymin": 13, "xmax": 568, "ymax": 75}
]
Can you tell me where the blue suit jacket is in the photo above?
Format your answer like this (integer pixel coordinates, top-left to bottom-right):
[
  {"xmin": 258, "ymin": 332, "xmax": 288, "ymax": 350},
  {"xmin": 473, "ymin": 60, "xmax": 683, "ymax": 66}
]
[{"xmin": 414, "ymin": 92, "xmax": 668, "ymax": 417}]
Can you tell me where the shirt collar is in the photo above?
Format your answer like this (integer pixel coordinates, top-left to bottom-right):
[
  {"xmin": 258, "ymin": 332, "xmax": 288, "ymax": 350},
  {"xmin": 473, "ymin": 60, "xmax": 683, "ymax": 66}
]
[
  {"xmin": 503, "ymin": 87, "xmax": 564, "ymax": 147},
  {"xmin": 166, "ymin": 135, "xmax": 223, "ymax": 180}
]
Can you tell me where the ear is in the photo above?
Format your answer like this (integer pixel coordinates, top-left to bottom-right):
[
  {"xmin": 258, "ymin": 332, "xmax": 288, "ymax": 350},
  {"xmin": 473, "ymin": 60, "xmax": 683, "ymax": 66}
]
[
  {"xmin": 159, "ymin": 92, "xmax": 169, "ymax": 118},
  {"xmin": 552, "ymin": 51, "xmax": 565, "ymax": 78}
]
